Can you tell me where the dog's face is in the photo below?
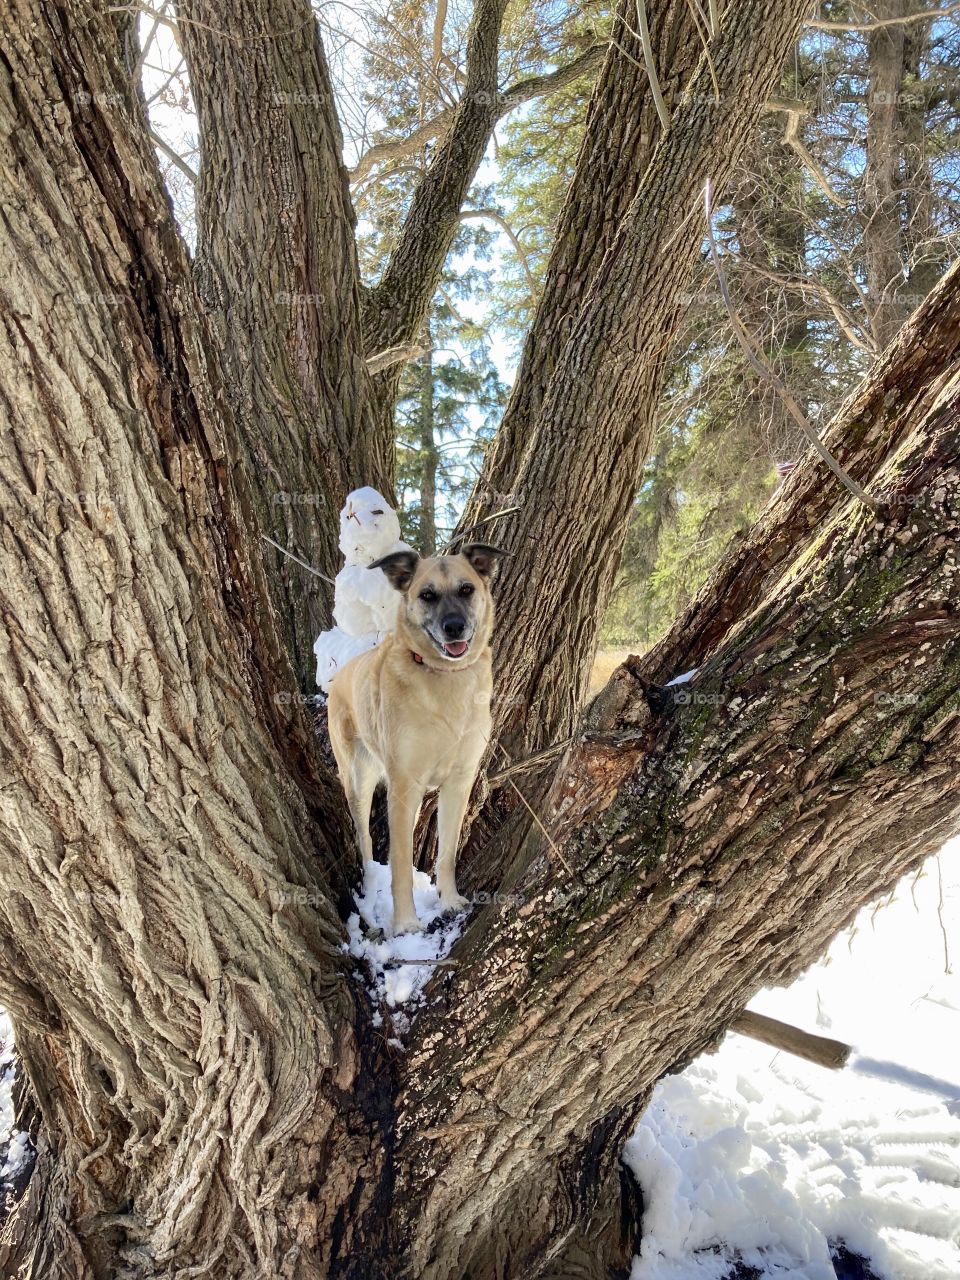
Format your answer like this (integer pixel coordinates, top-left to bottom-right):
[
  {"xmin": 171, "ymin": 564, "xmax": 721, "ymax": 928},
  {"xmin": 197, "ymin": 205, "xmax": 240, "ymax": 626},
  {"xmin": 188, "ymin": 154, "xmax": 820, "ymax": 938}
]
[{"xmin": 371, "ymin": 544, "xmax": 505, "ymax": 663}]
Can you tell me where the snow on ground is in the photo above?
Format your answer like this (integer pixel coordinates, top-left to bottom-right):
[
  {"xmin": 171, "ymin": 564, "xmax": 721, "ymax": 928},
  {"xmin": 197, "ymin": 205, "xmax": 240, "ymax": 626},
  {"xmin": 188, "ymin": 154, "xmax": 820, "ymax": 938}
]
[
  {"xmin": 626, "ymin": 839, "xmax": 960, "ymax": 1280},
  {"xmin": 345, "ymin": 860, "xmax": 466, "ymax": 1036}
]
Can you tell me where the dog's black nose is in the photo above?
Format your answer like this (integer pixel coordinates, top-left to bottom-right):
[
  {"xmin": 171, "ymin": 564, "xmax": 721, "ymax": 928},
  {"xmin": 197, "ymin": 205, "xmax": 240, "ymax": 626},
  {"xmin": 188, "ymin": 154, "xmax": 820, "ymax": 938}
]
[{"xmin": 441, "ymin": 614, "xmax": 465, "ymax": 639}]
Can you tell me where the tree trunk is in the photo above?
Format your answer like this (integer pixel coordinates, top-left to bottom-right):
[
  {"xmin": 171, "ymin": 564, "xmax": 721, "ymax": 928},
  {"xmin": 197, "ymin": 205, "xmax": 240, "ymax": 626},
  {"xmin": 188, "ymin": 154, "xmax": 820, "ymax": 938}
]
[
  {"xmin": 0, "ymin": 7, "xmax": 376, "ymax": 1276},
  {"xmin": 177, "ymin": 0, "xmax": 381, "ymax": 689},
  {"xmin": 418, "ymin": 341, "xmax": 439, "ymax": 555},
  {"xmin": 387, "ymin": 267, "xmax": 960, "ymax": 1278},
  {"xmin": 460, "ymin": 0, "xmax": 722, "ymax": 520},
  {"xmin": 3, "ymin": 3, "xmax": 960, "ymax": 1279},
  {"xmin": 863, "ymin": 0, "xmax": 908, "ymax": 348},
  {"xmin": 458, "ymin": 0, "xmax": 811, "ymax": 787}
]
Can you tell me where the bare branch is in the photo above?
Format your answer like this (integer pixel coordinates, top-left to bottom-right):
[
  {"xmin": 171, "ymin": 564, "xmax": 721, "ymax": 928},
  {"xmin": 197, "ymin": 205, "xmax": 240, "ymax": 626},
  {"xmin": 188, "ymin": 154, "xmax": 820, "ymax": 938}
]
[
  {"xmin": 636, "ymin": 0, "xmax": 671, "ymax": 132},
  {"xmin": 350, "ymin": 42, "xmax": 607, "ymax": 186},
  {"xmin": 149, "ymin": 127, "xmax": 198, "ymax": 181},
  {"xmin": 431, "ymin": 0, "xmax": 447, "ymax": 70},
  {"xmin": 365, "ymin": 341, "xmax": 431, "ymax": 374},
  {"xmin": 808, "ymin": 2, "xmax": 960, "ymax": 32},
  {"xmin": 497, "ymin": 41, "xmax": 608, "ymax": 112},
  {"xmin": 361, "ymin": 0, "xmax": 509, "ymax": 359},
  {"xmin": 766, "ymin": 99, "xmax": 848, "ymax": 207},
  {"xmin": 459, "ymin": 208, "xmax": 538, "ymax": 295}
]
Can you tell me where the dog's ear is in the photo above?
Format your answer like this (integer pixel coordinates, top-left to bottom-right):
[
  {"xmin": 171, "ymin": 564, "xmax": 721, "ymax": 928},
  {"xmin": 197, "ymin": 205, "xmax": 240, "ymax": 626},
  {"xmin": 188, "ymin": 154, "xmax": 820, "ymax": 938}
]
[
  {"xmin": 369, "ymin": 549, "xmax": 420, "ymax": 592},
  {"xmin": 459, "ymin": 543, "xmax": 509, "ymax": 578}
]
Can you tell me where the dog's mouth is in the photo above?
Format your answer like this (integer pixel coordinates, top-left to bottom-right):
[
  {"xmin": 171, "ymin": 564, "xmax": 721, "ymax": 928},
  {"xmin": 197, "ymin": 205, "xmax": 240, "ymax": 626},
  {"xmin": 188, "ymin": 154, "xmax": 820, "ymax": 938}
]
[{"xmin": 426, "ymin": 632, "xmax": 471, "ymax": 660}]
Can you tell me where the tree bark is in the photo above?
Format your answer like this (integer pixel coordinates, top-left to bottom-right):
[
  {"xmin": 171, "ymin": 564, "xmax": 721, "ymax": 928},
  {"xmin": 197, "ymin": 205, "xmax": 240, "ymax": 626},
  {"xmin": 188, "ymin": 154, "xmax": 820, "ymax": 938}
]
[
  {"xmin": 459, "ymin": 0, "xmax": 721, "ymax": 523},
  {"xmin": 177, "ymin": 0, "xmax": 381, "ymax": 688},
  {"xmin": 389, "ymin": 268, "xmax": 960, "ymax": 1278},
  {"xmin": 863, "ymin": 0, "xmax": 909, "ymax": 348},
  {"xmin": 460, "ymin": 0, "xmax": 812, "ymax": 776},
  {"xmin": 0, "ymin": 6, "xmax": 376, "ymax": 1276}
]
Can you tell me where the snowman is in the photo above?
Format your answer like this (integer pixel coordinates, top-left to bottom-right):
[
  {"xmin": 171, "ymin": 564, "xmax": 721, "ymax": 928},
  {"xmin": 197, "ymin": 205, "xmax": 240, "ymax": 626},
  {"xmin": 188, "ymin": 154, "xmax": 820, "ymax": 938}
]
[{"xmin": 313, "ymin": 487, "xmax": 414, "ymax": 692}]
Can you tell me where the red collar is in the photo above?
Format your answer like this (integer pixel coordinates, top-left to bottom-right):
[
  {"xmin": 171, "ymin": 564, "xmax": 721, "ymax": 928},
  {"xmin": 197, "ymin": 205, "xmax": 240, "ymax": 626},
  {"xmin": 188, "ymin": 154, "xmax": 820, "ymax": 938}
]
[{"xmin": 410, "ymin": 650, "xmax": 468, "ymax": 672}]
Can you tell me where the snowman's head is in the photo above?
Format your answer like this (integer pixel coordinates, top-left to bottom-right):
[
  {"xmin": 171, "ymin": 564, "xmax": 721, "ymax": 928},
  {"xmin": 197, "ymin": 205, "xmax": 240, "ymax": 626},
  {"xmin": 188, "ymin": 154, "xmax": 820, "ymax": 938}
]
[
  {"xmin": 339, "ymin": 488, "xmax": 402, "ymax": 564},
  {"xmin": 369, "ymin": 544, "xmax": 507, "ymax": 666}
]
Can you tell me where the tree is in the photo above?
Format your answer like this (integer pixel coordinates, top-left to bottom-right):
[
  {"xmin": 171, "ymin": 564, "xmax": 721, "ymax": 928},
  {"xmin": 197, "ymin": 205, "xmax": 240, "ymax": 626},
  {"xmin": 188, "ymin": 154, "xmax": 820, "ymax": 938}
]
[{"xmin": 1, "ymin": 1, "xmax": 959, "ymax": 1278}]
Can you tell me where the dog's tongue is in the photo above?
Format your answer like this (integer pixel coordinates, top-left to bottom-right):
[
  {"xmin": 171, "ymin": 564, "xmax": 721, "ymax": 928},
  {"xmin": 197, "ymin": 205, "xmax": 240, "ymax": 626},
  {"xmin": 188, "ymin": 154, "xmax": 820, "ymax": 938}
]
[{"xmin": 444, "ymin": 640, "xmax": 469, "ymax": 658}]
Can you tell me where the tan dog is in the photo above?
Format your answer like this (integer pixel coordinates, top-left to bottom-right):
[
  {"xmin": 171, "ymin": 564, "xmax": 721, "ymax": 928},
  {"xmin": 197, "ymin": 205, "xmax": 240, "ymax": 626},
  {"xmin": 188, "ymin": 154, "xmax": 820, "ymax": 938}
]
[{"xmin": 327, "ymin": 544, "xmax": 505, "ymax": 934}]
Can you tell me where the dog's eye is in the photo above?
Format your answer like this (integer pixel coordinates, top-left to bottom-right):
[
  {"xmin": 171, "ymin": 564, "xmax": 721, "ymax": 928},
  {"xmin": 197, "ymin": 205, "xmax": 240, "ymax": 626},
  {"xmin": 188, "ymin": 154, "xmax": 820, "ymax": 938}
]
[
  {"xmin": 458, "ymin": 583, "xmax": 474, "ymax": 597},
  {"xmin": 371, "ymin": 509, "xmax": 384, "ymax": 515},
  {"xmin": 419, "ymin": 589, "xmax": 438, "ymax": 603}
]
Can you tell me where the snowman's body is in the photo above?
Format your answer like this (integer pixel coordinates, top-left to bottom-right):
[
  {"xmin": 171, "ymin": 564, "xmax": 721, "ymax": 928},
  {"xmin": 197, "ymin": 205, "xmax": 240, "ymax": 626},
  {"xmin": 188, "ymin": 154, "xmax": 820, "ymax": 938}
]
[{"xmin": 314, "ymin": 488, "xmax": 414, "ymax": 692}]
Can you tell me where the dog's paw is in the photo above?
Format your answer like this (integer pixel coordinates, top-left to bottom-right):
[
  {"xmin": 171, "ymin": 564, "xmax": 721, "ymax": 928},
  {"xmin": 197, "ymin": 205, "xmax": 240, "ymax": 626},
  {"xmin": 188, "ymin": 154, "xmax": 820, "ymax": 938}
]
[
  {"xmin": 392, "ymin": 914, "xmax": 424, "ymax": 936},
  {"xmin": 439, "ymin": 892, "xmax": 470, "ymax": 915}
]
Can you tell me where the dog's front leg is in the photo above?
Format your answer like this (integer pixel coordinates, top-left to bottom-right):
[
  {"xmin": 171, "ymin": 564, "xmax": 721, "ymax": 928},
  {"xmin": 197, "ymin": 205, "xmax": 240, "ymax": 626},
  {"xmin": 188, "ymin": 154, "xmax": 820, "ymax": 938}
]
[
  {"xmin": 387, "ymin": 776, "xmax": 424, "ymax": 934},
  {"xmin": 436, "ymin": 770, "xmax": 474, "ymax": 913}
]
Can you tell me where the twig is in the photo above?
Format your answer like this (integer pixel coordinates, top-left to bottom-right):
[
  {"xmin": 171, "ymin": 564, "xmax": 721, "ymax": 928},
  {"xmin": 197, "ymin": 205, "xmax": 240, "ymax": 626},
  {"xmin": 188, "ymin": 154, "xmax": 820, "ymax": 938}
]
[
  {"xmin": 731, "ymin": 1010, "xmax": 851, "ymax": 1070},
  {"xmin": 365, "ymin": 342, "xmax": 431, "ymax": 374},
  {"xmin": 459, "ymin": 209, "xmax": 538, "ymax": 296},
  {"xmin": 703, "ymin": 179, "xmax": 878, "ymax": 512},
  {"xmin": 635, "ymin": 0, "xmax": 671, "ymax": 133},
  {"xmin": 809, "ymin": 3, "xmax": 960, "ymax": 32},
  {"xmin": 936, "ymin": 854, "xmax": 952, "ymax": 975},
  {"xmin": 261, "ymin": 535, "xmax": 336, "ymax": 585},
  {"xmin": 149, "ymin": 130, "xmax": 198, "ymax": 183},
  {"xmin": 492, "ymin": 743, "xmax": 579, "ymax": 881},
  {"xmin": 487, "ymin": 736, "xmax": 576, "ymax": 785},
  {"xmin": 441, "ymin": 506, "xmax": 520, "ymax": 553}
]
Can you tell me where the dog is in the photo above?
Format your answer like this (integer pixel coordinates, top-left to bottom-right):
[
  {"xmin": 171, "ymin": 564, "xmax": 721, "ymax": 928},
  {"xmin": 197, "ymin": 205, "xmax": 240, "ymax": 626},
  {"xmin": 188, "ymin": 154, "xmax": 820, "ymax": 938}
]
[{"xmin": 327, "ymin": 543, "xmax": 505, "ymax": 934}]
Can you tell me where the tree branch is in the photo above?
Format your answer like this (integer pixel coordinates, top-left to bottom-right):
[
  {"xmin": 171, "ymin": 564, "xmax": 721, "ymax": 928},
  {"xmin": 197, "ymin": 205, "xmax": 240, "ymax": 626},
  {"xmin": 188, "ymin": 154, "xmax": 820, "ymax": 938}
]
[
  {"xmin": 808, "ymin": 2, "xmax": 960, "ymax": 31},
  {"xmin": 459, "ymin": 208, "xmax": 539, "ymax": 295},
  {"xmin": 360, "ymin": 0, "xmax": 508, "ymax": 361},
  {"xmin": 393, "ymin": 266, "xmax": 960, "ymax": 1273},
  {"xmin": 177, "ymin": 0, "xmax": 382, "ymax": 686},
  {"xmin": 349, "ymin": 42, "xmax": 607, "ymax": 187}
]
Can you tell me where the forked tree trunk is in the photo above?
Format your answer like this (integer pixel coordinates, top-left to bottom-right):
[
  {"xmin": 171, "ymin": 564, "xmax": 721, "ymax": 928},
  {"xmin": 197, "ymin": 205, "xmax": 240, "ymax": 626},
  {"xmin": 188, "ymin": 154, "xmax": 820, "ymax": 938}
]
[
  {"xmin": 2, "ymin": 3, "xmax": 960, "ymax": 1279},
  {"xmin": 178, "ymin": 0, "xmax": 382, "ymax": 688}
]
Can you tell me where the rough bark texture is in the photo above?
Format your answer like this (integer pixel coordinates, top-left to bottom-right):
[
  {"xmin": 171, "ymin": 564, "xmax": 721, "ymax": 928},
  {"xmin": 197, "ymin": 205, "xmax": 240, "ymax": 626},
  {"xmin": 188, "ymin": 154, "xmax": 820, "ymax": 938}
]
[
  {"xmin": 0, "ymin": 6, "xmax": 377, "ymax": 1276},
  {"xmin": 864, "ymin": 0, "xmax": 909, "ymax": 348},
  {"xmin": 390, "ymin": 269, "xmax": 960, "ymax": 1279},
  {"xmin": 178, "ymin": 0, "xmax": 380, "ymax": 688},
  {"xmin": 2, "ymin": 2, "xmax": 960, "ymax": 1279},
  {"xmin": 460, "ymin": 0, "xmax": 721, "ymax": 520},
  {"xmin": 458, "ymin": 0, "xmax": 809, "ymax": 782}
]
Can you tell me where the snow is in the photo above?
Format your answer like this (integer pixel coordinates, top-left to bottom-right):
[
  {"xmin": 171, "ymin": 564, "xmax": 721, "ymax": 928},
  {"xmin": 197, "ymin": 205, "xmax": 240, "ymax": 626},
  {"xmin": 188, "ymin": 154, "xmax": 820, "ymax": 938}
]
[
  {"xmin": 665, "ymin": 668, "xmax": 699, "ymax": 687},
  {"xmin": 313, "ymin": 487, "xmax": 414, "ymax": 691},
  {"xmin": 344, "ymin": 860, "xmax": 466, "ymax": 1034},
  {"xmin": 0, "ymin": 1009, "xmax": 27, "ymax": 1188},
  {"xmin": 625, "ymin": 840, "xmax": 960, "ymax": 1280}
]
